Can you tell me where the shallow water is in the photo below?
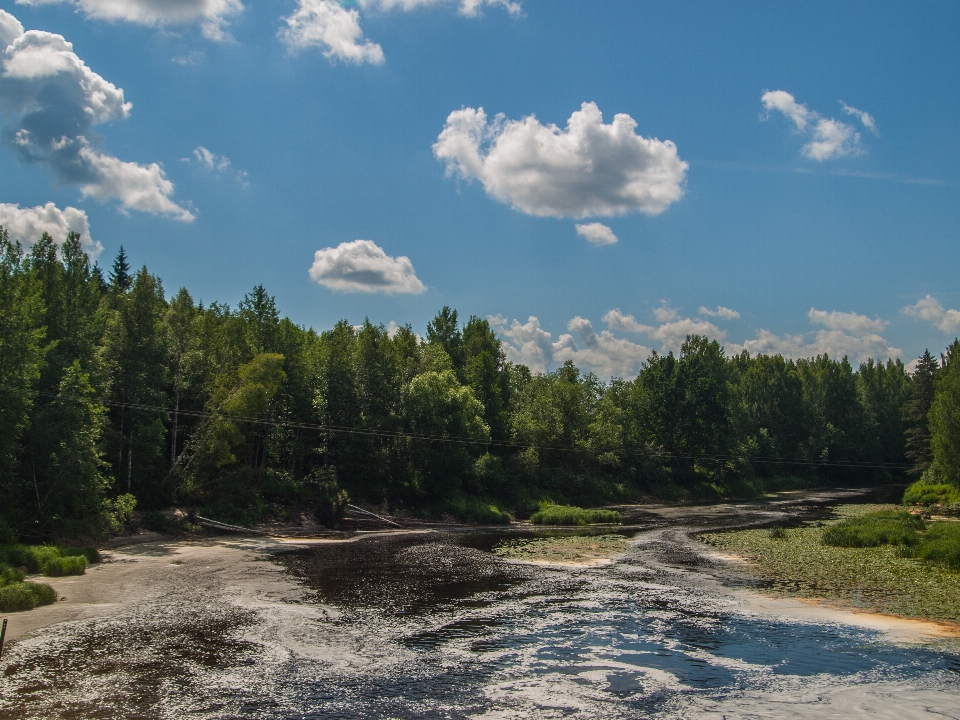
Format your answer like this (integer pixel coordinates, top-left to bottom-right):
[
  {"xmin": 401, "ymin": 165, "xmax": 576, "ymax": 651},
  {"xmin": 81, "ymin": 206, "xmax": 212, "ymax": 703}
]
[{"xmin": 2, "ymin": 493, "xmax": 959, "ymax": 718}]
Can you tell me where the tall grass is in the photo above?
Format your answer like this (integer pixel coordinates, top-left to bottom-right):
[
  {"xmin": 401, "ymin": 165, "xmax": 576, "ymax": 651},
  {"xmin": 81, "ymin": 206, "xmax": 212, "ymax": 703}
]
[
  {"xmin": 530, "ymin": 504, "xmax": 621, "ymax": 526},
  {"xmin": 0, "ymin": 581, "xmax": 58, "ymax": 612},
  {"xmin": 446, "ymin": 497, "xmax": 511, "ymax": 524},
  {"xmin": 903, "ymin": 481, "xmax": 960, "ymax": 506},
  {"xmin": 0, "ymin": 544, "xmax": 97, "ymax": 576},
  {"xmin": 908, "ymin": 522, "xmax": 960, "ymax": 570},
  {"xmin": 822, "ymin": 510, "xmax": 925, "ymax": 547}
]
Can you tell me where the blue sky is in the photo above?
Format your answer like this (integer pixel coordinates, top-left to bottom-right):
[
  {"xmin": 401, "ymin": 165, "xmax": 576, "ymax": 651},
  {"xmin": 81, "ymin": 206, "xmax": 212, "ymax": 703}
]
[{"xmin": 1, "ymin": 0, "xmax": 958, "ymax": 378}]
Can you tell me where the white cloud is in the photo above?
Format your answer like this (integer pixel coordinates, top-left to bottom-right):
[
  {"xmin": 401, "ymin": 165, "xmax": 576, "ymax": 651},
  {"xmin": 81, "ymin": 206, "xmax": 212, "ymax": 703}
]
[
  {"xmin": 0, "ymin": 17, "xmax": 193, "ymax": 220},
  {"xmin": 575, "ymin": 222, "xmax": 617, "ymax": 245},
  {"xmin": 699, "ymin": 305, "xmax": 740, "ymax": 320},
  {"xmin": 309, "ymin": 239, "xmax": 426, "ymax": 294},
  {"xmin": 0, "ymin": 10, "xmax": 23, "ymax": 49},
  {"xmin": 602, "ymin": 308, "xmax": 652, "ymax": 334},
  {"xmin": 15, "ymin": 0, "xmax": 243, "ymax": 41},
  {"xmin": 647, "ymin": 317, "xmax": 725, "ymax": 353},
  {"xmin": 187, "ymin": 145, "xmax": 248, "ymax": 184},
  {"xmin": 901, "ymin": 295, "xmax": 960, "ymax": 334},
  {"xmin": 840, "ymin": 101, "xmax": 878, "ymax": 136},
  {"xmin": 434, "ymin": 102, "xmax": 688, "ymax": 218},
  {"xmin": 652, "ymin": 303, "xmax": 678, "ymax": 323},
  {"xmin": 279, "ymin": 0, "xmax": 384, "ymax": 64},
  {"xmin": 490, "ymin": 314, "xmax": 649, "ymax": 378},
  {"xmin": 729, "ymin": 307, "xmax": 901, "ymax": 362},
  {"xmin": 360, "ymin": 0, "xmax": 521, "ymax": 16},
  {"xmin": 761, "ymin": 90, "xmax": 866, "ymax": 161},
  {"xmin": 0, "ymin": 201, "xmax": 101, "ymax": 256},
  {"xmin": 808, "ymin": 308, "xmax": 886, "ymax": 335}
]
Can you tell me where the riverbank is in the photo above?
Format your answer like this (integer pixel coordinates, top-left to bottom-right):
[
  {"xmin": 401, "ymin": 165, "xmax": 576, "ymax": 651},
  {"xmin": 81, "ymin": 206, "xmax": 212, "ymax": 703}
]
[{"xmin": 700, "ymin": 503, "xmax": 960, "ymax": 628}]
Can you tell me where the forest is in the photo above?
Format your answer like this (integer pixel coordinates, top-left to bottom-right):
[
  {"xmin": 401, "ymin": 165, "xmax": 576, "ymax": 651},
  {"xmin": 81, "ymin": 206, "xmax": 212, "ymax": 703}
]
[{"xmin": 1, "ymin": 230, "xmax": 959, "ymax": 540}]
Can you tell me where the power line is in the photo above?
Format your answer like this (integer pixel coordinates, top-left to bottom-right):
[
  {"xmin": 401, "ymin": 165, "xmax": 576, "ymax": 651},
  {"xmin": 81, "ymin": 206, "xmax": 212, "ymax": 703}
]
[{"xmin": 0, "ymin": 383, "xmax": 914, "ymax": 470}]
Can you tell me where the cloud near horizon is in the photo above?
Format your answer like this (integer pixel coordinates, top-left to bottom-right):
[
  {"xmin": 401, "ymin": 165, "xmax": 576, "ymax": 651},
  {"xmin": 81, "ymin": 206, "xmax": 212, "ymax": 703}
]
[
  {"xmin": 309, "ymin": 239, "xmax": 427, "ymax": 294},
  {"xmin": 15, "ymin": 0, "xmax": 243, "ymax": 41},
  {"xmin": 0, "ymin": 11, "xmax": 194, "ymax": 221},
  {"xmin": 901, "ymin": 295, "xmax": 960, "ymax": 334},
  {"xmin": 492, "ymin": 304, "xmax": 900, "ymax": 378},
  {"xmin": 761, "ymin": 90, "xmax": 875, "ymax": 161},
  {"xmin": 434, "ymin": 102, "xmax": 688, "ymax": 218},
  {"xmin": 0, "ymin": 201, "xmax": 101, "ymax": 256}
]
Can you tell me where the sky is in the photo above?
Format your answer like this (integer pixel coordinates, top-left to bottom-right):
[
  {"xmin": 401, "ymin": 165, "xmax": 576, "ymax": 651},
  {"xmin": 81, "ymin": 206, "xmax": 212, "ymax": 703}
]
[{"xmin": 0, "ymin": 0, "xmax": 958, "ymax": 379}]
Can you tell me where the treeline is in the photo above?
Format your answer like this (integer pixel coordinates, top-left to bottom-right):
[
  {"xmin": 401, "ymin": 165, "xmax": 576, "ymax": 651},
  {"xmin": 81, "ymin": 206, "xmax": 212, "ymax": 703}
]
[{"xmin": 1, "ymin": 233, "xmax": 958, "ymax": 539}]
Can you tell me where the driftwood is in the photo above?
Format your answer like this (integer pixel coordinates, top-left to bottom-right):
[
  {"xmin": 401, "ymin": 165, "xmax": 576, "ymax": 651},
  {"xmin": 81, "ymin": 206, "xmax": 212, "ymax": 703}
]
[
  {"xmin": 344, "ymin": 504, "xmax": 404, "ymax": 528},
  {"xmin": 192, "ymin": 515, "xmax": 267, "ymax": 535}
]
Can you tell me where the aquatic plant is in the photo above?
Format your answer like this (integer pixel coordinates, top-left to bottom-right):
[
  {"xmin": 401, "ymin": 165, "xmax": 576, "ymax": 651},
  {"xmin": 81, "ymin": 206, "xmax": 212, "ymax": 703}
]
[
  {"xmin": 908, "ymin": 522, "xmax": 960, "ymax": 570},
  {"xmin": 768, "ymin": 526, "xmax": 788, "ymax": 539},
  {"xmin": 530, "ymin": 504, "xmax": 620, "ymax": 526},
  {"xmin": 446, "ymin": 497, "xmax": 511, "ymax": 524},
  {"xmin": 821, "ymin": 510, "xmax": 925, "ymax": 548}
]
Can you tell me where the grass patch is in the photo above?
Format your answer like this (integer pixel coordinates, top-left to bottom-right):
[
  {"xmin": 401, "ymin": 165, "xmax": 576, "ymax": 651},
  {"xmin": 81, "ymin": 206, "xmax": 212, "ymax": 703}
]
[
  {"xmin": 494, "ymin": 534, "xmax": 629, "ymax": 565},
  {"xmin": 903, "ymin": 481, "xmax": 960, "ymax": 507},
  {"xmin": 446, "ymin": 497, "xmax": 511, "ymax": 525},
  {"xmin": 906, "ymin": 522, "xmax": 960, "ymax": 571},
  {"xmin": 0, "ymin": 544, "xmax": 92, "ymax": 576},
  {"xmin": 822, "ymin": 510, "xmax": 925, "ymax": 548},
  {"xmin": 699, "ymin": 504, "xmax": 960, "ymax": 623},
  {"xmin": 530, "ymin": 504, "xmax": 621, "ymax": 526},
  {"xmin": 0, "ymin": 581, "xmax": 58, "ymax": 612}
]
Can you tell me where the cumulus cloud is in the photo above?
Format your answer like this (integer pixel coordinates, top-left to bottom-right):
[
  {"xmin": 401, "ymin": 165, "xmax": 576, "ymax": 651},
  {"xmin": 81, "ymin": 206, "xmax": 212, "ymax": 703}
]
[
  {"xmin": 761, "ymin": 90, "xmax": 868, "ymax": 161},
  {"xmin": 729, "ymin": 307, "xmax": 901, "ymax": 362},
  {"xmin": 0, "ymin": 14, "xmax": 193, "ymax": 220},
  {"xmin": 652, "ymin": 303, "xmax": 678, "ymax": 323},
  {"xmin": 434, "ymin": 102, "xmax": 688, "ymax": 218},
  {"xmin": 901, "ymin": 295, "xmax": 960, "ymax": 334},
  {"xmin": 309, "ymin": 239, "xmax": 426, "ymax": 294},
  {"xmin": 575, "ymin": 222, "xmax": 617, "ymax": 245},
  {"xmin": 279, "ymin": 0, "xmax": 384, "ymax": 63},
  {"xmin": 0, "ymin": 201, "xmax": 100, "ymax": 256},
  {"xmin": 602, "ymin": 308, "xmax": 652, "ymax": 334},
  {"xmin": 15, "ymin": 0, "xmax": 243, "ymax": 41},
  {"xmin": 490, "ymin": 314, "xmax": 649, "ymax": 378},
  {"xmin": 808, "ymin": 308, "xmax": 886, "ymax": 335},
  {"xmin": 699, "ymin": 305, "xmax": 740, "ymax": 320},
  {"xmin": 840, "ymin": 101, "xmax": 878, "ymax": 135}
]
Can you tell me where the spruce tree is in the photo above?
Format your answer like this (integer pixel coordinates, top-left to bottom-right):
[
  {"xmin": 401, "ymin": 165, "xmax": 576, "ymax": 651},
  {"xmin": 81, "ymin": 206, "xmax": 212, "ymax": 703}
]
[
  {"xmin": 109, "ymin": 245, "xmax": 131, "ymax": 292},
  {"xmin": 904, "ymin": 349, "xmax": 939, "ymax": 476}
]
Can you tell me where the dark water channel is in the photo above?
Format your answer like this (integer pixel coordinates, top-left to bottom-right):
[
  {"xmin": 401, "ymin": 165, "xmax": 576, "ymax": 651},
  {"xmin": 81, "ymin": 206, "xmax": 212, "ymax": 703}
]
[{"xmin": 2, "ymin": 490, "xmax": 959, "ymax": 718}]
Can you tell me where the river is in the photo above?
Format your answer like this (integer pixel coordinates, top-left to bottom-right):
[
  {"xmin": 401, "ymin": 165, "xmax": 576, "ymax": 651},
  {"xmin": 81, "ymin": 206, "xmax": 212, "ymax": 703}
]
[{"xmin": 1, "ymin": 489, "xmax": 958, "ymax": 718}]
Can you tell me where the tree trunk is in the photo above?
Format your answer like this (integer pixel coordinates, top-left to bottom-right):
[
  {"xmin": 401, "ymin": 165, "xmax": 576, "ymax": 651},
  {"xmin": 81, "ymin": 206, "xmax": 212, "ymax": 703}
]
[
  {"xmin": 171, "ymin": 386, "xmax": 180, "ymax": 469},
  {"xmin": 127, "ymin": 422, "xmax": 134, "ymax": 493}
]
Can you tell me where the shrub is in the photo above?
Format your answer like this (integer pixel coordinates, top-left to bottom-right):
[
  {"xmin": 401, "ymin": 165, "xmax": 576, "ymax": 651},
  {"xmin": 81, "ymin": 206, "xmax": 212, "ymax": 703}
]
[
  {"xmin": 0, "ymin": 581, "xmax": 58, "ymax": 612},
  {"xmin": 913, "ymin": 522, "xmax": 960, "ymax": 570},
  {"xmin": 447, "ymin": 497, "xmax": 511, "ymax": 524},
  {"xmin": 769, "ymin": 526, "xmax": 788, "ymax": 540},
  {"xmin": 0, "ymin": 563, "xmax": 25, "ymax": 586},
  {"xmin": 903, "ymin": 481, "xmax": 960, "ymax": 507},
  {"xmin": 530, "ymin": 504, "xmax": 621, "ymax": 526},
  {"xmin": 0, "ymin": 545, "xmax": 88, "ymax": 576},
  {"xmin": 822, "ymin": 510, "xmax": 925, "ymax": 548}
]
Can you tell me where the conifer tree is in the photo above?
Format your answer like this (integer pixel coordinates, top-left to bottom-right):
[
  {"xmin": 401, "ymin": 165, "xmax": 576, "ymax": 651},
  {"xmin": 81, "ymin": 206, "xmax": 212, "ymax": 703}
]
[
  {"xmin": 904, "ymin": 350, "xmax": 939, "ymax": 475},
  {"xmin": 109, "ymin": 245, "xmax": 131, "ymax": 292}
]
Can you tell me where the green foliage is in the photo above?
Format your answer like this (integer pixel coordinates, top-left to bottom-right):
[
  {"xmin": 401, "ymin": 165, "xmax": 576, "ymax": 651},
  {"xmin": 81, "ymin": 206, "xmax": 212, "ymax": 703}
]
[
  {"xmin": 0, "ymin": 544, "xmax": 88, "ymax": 575},
  {"xmin": 768, "ymin": 526, "xmax": 788, "ymax": 539},
  {"xmin": 821, "ymin": 510, "xmax": 925, "ymax": 547},
  {"xmin": 929, "ymin": 340, "xmax": 960, "ymax": 486},
  {"xmin": 530, "ymin": 504, "xmax": 621, "ymax": 526},
  {"xmin": 102, "ymin": 493, "xmax": 137, "ymax": 532},
  {"xmin": 446, "ymin": 496, "xmax": 511, "ymax": 524},
  {"xmin": 903, "ymin": 480, "xmax": 960, "ymax": 506},
  {"xmin": 0, "ymin": 581, "xmax": 58, "ymax": 612},
  {"xmin": 910, "ymin": 521, "xmax": 960, "ymax": 569}
]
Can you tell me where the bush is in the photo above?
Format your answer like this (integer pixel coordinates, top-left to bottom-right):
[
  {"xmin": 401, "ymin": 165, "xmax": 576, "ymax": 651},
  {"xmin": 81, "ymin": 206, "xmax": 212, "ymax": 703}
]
[
  {"xmin": 903, "ymin": 481, "xmax": 960, "ymax": 507},
  {"xmin": 822, "ymin": 510, "xmax": 925, "ymax": 548},
  {"xmin": 0, "ymin": 563, "xmax": 25, "ymax": 586},
  {"xmin": 913, "ymin": 522, "xmax": 960, "ymax": 570},
  {"xmin": 769, "ymin": 526, "xmax": 788, "ymax": 539},
  {"xmin": 447, "ymin": 497, "xmax": 511, "ymax": 525},
  {"xmin": 530, "ymin": 504, "xmax": 621, "ymax": 526},
  {"xmin": 0, "ymin": 545, "xmax": 88, "ymax": 576},
  {"xmin": 0, "ymin": 581, "xmax": 58, "ymax": 612}
]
